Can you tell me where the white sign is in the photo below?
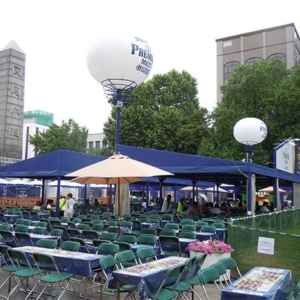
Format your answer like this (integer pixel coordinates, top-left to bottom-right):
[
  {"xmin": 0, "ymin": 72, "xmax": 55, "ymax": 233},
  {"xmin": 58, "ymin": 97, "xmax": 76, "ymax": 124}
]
[
  {"xmin": 276, "ymin": 142, "xmax": 295, "ymax": 174},
  {"xmin": 257, "ymin": 237, "xmax": 275, "ymax": 255}
]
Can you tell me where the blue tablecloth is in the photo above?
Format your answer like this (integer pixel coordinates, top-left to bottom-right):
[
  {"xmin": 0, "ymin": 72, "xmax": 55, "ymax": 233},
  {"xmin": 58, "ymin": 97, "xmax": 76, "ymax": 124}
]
[
  {"xmin": 112, "ymin": 256, "xmax": 187, "ymax": 299},
  {"xmin": 221, "ymin": 266, "xmax": 293, "ymax": 300},
  {"xmin": 195, "ymin": 231, "xmax": 218, "ymax": 241},
  {"xmin": 4, "ymin": 214, "xmax": 22, "ymax": 224},
  {"xmin": 15, "ymin": 246, "xmax": 104, "ymax": 277}
]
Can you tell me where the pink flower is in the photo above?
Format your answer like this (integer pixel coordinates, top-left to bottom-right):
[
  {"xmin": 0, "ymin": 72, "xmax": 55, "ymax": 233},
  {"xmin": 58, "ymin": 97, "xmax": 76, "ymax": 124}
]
[{"xmin": 188, "ymin": 239, "xmax": 233, "ymax": 254}]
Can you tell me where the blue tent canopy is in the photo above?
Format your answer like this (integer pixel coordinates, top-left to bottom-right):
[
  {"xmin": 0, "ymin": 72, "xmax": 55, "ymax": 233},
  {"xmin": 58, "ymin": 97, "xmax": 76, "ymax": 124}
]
[
  {"xmin": 0, "ymin": 150, "xmax": 107, "ymax": 179},
  {"xmin": 117, "ymin": 144, "xmax": 300, "ymax": 186}
]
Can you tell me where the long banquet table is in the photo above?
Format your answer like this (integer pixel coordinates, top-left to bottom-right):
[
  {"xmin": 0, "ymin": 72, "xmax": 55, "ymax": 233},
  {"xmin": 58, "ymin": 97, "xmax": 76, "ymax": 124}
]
[
  {"xmin": 221, "ymin": 266, "xmax": 293, "ymax": 300},
  {"xmin": 14, "ymin": 246, "xmax": 105, "ymax": 299},
  {"xmin": 112, "ymin": 256, "xmax": 187, "ymax": 299}
]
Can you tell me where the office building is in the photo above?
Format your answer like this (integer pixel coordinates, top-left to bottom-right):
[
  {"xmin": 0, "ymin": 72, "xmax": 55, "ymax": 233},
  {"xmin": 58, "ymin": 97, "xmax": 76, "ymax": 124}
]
[
  {"xmin": 0, "ymin": 41, "xmax": 26, "ymax": 165},
  {"xmin": 22, "ymin": 110, "xmax": 54, "ymax": 159},
  {"xmin": 87, "ymin": 133, "xmax": 107, "ymax": 150},
  {"xmin": 216, "ymin": 23, "xmax": 300, "ymax": 103}
]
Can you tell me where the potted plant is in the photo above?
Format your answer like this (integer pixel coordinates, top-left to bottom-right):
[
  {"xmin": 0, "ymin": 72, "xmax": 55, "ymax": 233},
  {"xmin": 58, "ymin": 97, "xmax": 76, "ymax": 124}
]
[{"xmin": 188, "ymin": 239, "xmax": 233, "ymax": 275}]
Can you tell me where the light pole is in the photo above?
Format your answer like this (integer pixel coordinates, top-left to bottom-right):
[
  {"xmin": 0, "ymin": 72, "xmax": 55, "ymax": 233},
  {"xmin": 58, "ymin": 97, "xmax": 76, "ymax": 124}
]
[
  {"xmin": 86, "ymin": 35, "xmax": 153, "ymax": 153},
  {"xmin": 233, "ymin": 117, "xmax": 268, "ymax": 215}
]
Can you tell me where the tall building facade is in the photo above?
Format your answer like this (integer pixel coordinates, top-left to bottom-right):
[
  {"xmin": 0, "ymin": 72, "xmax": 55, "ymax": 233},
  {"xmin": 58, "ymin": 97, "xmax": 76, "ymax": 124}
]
[
  {"xmin": 216, "ymin": 23, "xmax": 300, "ymax": 103},
  {"xmin": 0, "ymin": 41, "xmax": 25, "ymax": 165},
  {"xmin": 22, "ymin": 110, "xmax": 53, "ymax": 159},
  {"xmin": 87, "ymin": 133, "xmax": 107, "ymax": 150}
]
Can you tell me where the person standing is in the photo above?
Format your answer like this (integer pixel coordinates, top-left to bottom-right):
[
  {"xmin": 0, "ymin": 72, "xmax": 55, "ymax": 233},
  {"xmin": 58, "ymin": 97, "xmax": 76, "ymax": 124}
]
[
  {"xmin": 59, "ymin": 194, "xmax": 67, "ymax": 217},
  {"xmin": 64, "ymin": 193, "xmax": 75, "ymax": 217}
]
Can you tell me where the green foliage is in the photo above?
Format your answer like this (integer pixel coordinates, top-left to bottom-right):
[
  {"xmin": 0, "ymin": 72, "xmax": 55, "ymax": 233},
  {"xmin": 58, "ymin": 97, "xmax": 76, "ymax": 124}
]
[
  {"xmin": 199, "ymin": 60, "xmax": 297, "ymax": 165},
  {"xmin": 29, "ymin": 119, "xmax": 89, "ymax": 155},
  {"xmin": 103, "ymin": 69, "xmax": 210, "ymax": 154}
]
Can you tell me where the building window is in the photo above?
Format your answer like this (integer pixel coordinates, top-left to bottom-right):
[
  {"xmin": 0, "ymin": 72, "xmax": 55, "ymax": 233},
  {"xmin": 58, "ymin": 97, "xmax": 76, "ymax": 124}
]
[
  {"xmin": 88, "ymin": 141, "xmax": 93, "ymax": 149},
  {"xmin": 267, "ymin": 53, "xmax": 286, "ymax": 66},
  {"xmin": 224, "ymin": 61, "xmax": 240, "ymax": 84},
  {"xmin": 245, "ymin": 57, "xmax": 262, "ymax": 65},
  {"xmin": 95, "ymin": 141, "xmax": 100, "ymax": 149}
]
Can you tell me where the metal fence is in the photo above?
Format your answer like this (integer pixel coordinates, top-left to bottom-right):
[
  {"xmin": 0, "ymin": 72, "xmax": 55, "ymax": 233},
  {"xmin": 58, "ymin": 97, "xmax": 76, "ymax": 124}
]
[{"xmin": 228, "ymin": 209, "xmax": 300, "ymax": 280}]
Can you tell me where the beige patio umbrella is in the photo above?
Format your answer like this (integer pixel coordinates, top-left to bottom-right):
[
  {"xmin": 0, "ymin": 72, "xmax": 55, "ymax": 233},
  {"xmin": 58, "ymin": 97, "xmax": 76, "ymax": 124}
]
[
  {"xmin": 258, "ymin": 186, "xmax": 288, "ymax": 193},
  {"xmin": 66, "ymin": 153, "xmax": 173, "ymax": 231},
  {"xmin": 180, "ymin": 186, "xmax": 203, "ymax": 191}
]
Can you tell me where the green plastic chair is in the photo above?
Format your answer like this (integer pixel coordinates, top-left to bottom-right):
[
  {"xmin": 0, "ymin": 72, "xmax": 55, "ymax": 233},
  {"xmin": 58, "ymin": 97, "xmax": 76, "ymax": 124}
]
[
  {"xmin": 35, "ymin": 238, "xmax": 58, "ymax": 249},
  {"xmin": 197, "ymin": 267, "xmax": 221, "ymax": 299},
  {"xmin": 284, "ymin": 279, "xmax": 300, "ymax": 299},
  {"xmin": 180, "ymin": 219, "xmax": 194, "ymax": 225},
  {"xmin": 75, "ymin": 223, "xmax": 90, "ymax": 231},
  {"xmin": 181, "ymin": 224, "xmax": 197, "ymax": 231},
  {"xmin": 195, "ymin": 221, "xmax": 209, "ymax": 230},
  {"xmin": 137, "ymin": 234, "xmax": 157, "ymax": 246},
  {"xmin": 113, "ymin": 241, "xmax": 132, "ymax": 252},
  {"xmin": 211, "ymin": 261, "xmax": 230, "ymax": 287},
  {"xmin": 116, "ymin": 250, "xmax": 138, "ymax": 269},
  {"xmin": 14, "ymin": 224, "xmax": 29, "ymax": 233},
  {"xmin": 20, "ymin": 219, "xmax": 32, "ymax": 226},
  {"xmin": 97, "ymin": 242, "xmax": 119, "ymax": 256},
  {"xmin": 136, "ymin": 247, "xmax": 158, "ymax": 264},
  {"xmin": 117, "ymin": 234, "xmax": 137, "ymax": 244},
  {"xmin": 70, "ymin": 237, "xmax": 91, "ymax": 253},
  {"xmin": 28, "ymin": 252, "xmax": 75, "ymax": 300},
  {"xmin": 35, "ymin": 221, "xmax": 48, "ymax": 228},
  {"xmin": 200, "ymin": 225, "xmax": 216, "ymax": 233},
  {"xmin": 91, "ymin": 224, "xmax": 104, "ymax": 231},
  {"xmin": 212, "ymin": 222, "xmax": 226, "ymax": 228},
  {"xmin": 165, "ymin": 256, "xmax": 197, "ymax": 298},
  {"xmin": 164, "ymin": 223, "xmax": 180, "ymax": 230},
  {"xmin": 6, "ymin": 248, "xmax": 45, "ymax": 299},
  {"xmin": 99, "ymin": 255, "xmax": 136, "ymax": 298},
  {"xmin": 219, "ymin": 257, "xmax": 242, "ymax": 282},
  {"xmin": 158, "ymin": 236, "xmax": 182, "ymax": 257},
  {"xmin": 61, "ymin": 240, "xmax": 81, "ymax": 252},
  {"xmin": 178, "ymin": 231, "xmax": 196, "ymax": 239},
  {"xmin": 32, "ymin": 227, "xmax": 46, "ymax": 235},
  {"xmin": 15, "ymin": 232, "xmax": 34, "ymax": 247},
  {"xmin": 99, "ymin": 232, "xmax": 117, "ymax": 242},
  {"xmin": 149, "ymin": 263, "xmax": 185, "ymax": 300},
  {"xmin": 0, "ymin": 245, "xmax": 19, "ymax": 297},
  {"xmin": 81, "ymin": 230, "xmax": 99, "ymax": 240},
  {"xmin": 140, "ymin": 228, "xmax": 157, "ymax": 236},
  {"xmin": 159, "ymin": 229, "xmax": 177, "ymax": 237},
  {"xmin": 50, "ymin": 228, "xmax": 64, "ymax": 237},
  {"xmin": 91, "ymin": 219, "xmax": 103, "ymax": 225}
]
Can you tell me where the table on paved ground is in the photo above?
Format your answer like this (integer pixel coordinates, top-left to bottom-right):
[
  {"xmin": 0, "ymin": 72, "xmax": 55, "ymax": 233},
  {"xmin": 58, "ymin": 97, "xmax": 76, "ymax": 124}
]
[
  {"xmin": 14, "ymin": 246, "xmax": 105, "ymax": 299},
  {"xmin": 112, "ymin": 256, "xmax": 187, "ymax": 299},
  {"xmin": 221, "ymin": 266, "xmax": 293, "ymax": 300}
]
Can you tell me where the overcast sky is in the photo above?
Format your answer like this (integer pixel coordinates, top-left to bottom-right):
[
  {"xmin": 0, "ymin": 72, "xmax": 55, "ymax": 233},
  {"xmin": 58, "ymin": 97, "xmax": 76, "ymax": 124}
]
[{"xmin": 1, "ymin": 0, "xmax": 300, "ymax": 133}]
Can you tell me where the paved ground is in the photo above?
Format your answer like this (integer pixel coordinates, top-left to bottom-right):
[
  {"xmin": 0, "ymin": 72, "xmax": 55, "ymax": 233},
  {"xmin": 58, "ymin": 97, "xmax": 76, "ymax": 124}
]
[{"xmin": 0, "ymin": 268, "xmax": 224, "ymax": 300}]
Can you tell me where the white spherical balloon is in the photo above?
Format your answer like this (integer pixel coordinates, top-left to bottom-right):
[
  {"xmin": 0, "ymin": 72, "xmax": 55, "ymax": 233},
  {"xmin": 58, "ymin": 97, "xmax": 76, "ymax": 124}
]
[
  {"xmin": 87, "ymin": 35, "xmax": 153, "ymax": 88},
  {"xmin": 233, "ymin": 117, "xmax": 267, "ymax": 145}
]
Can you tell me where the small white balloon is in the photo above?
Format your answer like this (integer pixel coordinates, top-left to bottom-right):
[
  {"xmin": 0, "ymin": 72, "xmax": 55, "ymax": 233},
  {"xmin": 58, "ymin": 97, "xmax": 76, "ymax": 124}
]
[
  {"xmin": 87, "ymin": 35, "xmax": 153, "ymax": 88},
  {"xmin": 233, "ymin": 117, "xmax": 267, "ymax": 145}
]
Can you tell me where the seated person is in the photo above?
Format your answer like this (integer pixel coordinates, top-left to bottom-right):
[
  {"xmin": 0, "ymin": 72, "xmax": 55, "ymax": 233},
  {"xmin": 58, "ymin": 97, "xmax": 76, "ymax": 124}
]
[
  {"xmin": 33, "ymin": 200, "xmax": 42, "ymax": 211},
  {"xmin": 189, "ymin": 201, "xmax": 203, "ymax": 215},
  {"xmin": 210, "ymin": 202, "xmax": 221, "ymax": 215},
  {"xmin": 260, "ymin": 201, "xmax": 269, "ymax": 212},
  {"xmin": 220, "ymin": 202, "xmax": 231, "ymax": 216}
]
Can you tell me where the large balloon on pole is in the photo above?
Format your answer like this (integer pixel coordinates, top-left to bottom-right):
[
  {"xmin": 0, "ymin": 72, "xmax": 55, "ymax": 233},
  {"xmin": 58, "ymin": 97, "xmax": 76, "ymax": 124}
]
[
  {"xmin": 87, "ymin": 35, "xmax": 153, "ymax": 88},
  {"xmin": 233, "ymin": 117, "xmax": 267, "ymax": 146}
]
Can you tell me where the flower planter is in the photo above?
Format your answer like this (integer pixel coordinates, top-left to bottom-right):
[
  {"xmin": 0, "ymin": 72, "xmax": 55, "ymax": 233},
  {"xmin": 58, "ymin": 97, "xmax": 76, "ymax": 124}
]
[{"xmin": 190, "ymin": 251, "xmax": 231, "ymax": 280}]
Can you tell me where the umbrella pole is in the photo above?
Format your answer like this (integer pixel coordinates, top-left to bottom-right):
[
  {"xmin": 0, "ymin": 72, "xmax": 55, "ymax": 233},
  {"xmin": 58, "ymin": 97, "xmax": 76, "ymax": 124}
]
[{"xmin": 118, "ymin": 178, "xmax": 121, "ymax": 235}]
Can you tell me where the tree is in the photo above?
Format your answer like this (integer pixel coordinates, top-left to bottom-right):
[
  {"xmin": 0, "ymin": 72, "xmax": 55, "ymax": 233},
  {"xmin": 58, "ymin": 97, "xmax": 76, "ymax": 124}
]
[
  {"xmin": 103, "ymin": 69, "xmax": 210, "ymax": 154},
  {"xmin": 29, "ymin": 119, "xmax": 89, "ymax": 155},
  {"xmin": 199, "ymin": 60, "xmax": 291, "ymax": 165}
]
